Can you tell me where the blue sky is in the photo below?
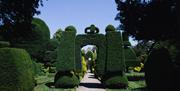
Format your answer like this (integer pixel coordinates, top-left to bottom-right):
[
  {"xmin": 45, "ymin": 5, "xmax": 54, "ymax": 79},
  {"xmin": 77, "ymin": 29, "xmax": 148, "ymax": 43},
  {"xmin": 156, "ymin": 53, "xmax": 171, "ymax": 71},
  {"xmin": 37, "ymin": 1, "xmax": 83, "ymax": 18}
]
[{"xmin": 35, "ymin": 0, "xmax": 137, "ymax": 45}]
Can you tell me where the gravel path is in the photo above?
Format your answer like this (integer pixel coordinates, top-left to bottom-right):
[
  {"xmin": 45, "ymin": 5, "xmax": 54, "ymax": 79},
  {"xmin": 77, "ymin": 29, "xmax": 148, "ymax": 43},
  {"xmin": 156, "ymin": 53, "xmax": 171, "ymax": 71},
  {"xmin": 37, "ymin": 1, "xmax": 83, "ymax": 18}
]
[{"xmin": 76, "ymin": 71, "xmax": 106, "ymax": 91}]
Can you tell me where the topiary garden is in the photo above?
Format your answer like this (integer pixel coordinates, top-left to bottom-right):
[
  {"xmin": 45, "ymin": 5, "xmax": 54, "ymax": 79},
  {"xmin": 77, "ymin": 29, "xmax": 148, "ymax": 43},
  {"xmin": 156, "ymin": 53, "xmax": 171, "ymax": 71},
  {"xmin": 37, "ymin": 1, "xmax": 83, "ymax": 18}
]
[{"xmin": 0, "ymin": 18, "xmax": 146, "ymax": 90}]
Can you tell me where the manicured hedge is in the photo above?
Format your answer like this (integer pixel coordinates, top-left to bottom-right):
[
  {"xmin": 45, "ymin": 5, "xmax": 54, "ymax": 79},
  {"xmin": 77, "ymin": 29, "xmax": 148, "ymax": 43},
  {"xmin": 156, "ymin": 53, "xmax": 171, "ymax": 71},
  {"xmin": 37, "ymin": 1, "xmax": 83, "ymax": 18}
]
[
  {"xmin": 54, "ymin": 71, "xmax": 79, "ymax": 88},
  {"xmin": 103, "ymin": 72, "xmax": 128, "ymax": 88},
  {"xmin": 75, "ymin": 34, "xmax": 106, "ymax": 77},
  {"xmin": 124, "ymin": 47, "xmax": 140, "ymax": 67},
  {"xmin": 106, "ymin": 31, "xmax": 126, "ymax": 72},
  {"xmin": 0, "ymin": 48, "xmax": 35, "ymax": 91},
  {"xmin": 56, "ymin": 26, "xmax": 76, "ymax": 71}
]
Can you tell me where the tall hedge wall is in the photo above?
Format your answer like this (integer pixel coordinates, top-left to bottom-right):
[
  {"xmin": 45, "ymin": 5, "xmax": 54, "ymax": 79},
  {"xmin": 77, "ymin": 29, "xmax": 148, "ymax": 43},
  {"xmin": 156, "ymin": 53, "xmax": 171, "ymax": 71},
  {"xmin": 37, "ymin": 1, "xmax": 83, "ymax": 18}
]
[
  {"xmin": 75, "ymin": 34, "xmax": 106, "ymax": 77},
  {"xmin": 106, "ymin": 31, "xmax": 125, "ymax": 72},
  {"xmin": 56, "ymin": 28, "xmax": 76, "ymax": 71},
  {"xmin": 0, "ymin": 48, "xmax": 35, "ymax": 91}
]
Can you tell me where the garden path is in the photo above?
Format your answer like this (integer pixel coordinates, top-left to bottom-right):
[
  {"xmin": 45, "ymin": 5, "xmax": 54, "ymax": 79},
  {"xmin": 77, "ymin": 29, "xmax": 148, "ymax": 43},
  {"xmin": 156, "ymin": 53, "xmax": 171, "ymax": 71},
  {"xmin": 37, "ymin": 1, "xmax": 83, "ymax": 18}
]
[{"xmin": 76, "ymin": 70, "xmax": 106, "ymax": 91}]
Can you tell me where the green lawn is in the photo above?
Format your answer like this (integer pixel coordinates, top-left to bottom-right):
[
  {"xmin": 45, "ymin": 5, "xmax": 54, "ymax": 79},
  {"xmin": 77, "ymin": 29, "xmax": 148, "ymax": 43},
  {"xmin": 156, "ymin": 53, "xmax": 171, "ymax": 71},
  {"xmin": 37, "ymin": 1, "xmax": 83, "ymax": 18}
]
[{"xmin": 34, "ymin": 73, "xmax": 75, "ymax": 91}]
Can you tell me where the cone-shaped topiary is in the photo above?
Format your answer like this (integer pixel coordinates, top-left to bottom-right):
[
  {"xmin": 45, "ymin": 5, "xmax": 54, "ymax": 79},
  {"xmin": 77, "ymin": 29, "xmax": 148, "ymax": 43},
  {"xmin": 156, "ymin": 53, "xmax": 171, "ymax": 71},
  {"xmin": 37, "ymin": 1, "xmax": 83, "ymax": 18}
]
[
  {"xmin": 105, "ymin": 25, "xmax": 116, "ymax": 32},
  {"xmin": 0, "ymin": 48, "xmax": 35, "ymax": 91}
]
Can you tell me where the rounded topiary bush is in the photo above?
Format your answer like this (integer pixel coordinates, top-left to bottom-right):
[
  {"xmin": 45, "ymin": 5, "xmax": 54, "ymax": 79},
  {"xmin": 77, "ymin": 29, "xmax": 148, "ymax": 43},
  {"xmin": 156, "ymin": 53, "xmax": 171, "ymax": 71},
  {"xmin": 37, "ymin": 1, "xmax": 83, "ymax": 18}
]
[
  {"xmin": 0, "ymin": 48, "xmax": 35, "ymax": 91},
  {"xmin": 104, "ymin": 75, "xmax": 128, "ymax": 89},
  {"xmin": 105, "ymin": 25, "xmax": 115, "ymax": 32},
  {"xmin": 54, "ymin": 71, "xmax": 79, "ymax": 88},
  {"xmin": 31, "ymin": 18, "xmax": 50, "ymax": 41},
  {"xmin": 65, "ymin": 26, "xmax": 77, "ymax": 33},
  {"xmin": 13, "ymin": 18, "xmax": 50, "ymax": 62}
]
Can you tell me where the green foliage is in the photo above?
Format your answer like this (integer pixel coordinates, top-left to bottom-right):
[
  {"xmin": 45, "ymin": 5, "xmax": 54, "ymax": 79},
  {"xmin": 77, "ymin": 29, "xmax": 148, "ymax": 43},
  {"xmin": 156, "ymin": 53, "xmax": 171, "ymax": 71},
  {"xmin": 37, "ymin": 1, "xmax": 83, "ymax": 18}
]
[
  {"xmin": 124, "ymin": 47, "xmax": 139, "ymax": 67},
  {"xmin": 32, "ymin": 60, "xmax": 46, "ymax": 76},
  {"xmin": 53, "ymin": 28, "xmax": 63, "ymax": 42},
  {"xmin": 44, "ymin": 39, "xmax": 59, "ymax": 66},
  {"xmin": 65, "ymin": 26, "xmax": 77, "ymax": 33},
  {"xmin": 115, "ymin": 0, "xmax": 177, "ymax": 41},
  {"xmin": 31, "ymin": 18, "xmax": 50, "ymax": 41},
  {"xmin": 85, "ymin": 24, "xmax": 99, "ymax": 34},
  {"xmin": 104, "ymin": 73, "xmax": 128, "ymax": 89},
  {"xmin": 54, "ymin": 71, "xmax": 79, "ymax": 88},
  {"xmin": 0, "ymin": 0, "xmax": 43, "ymax": 41},
  {"xmin": 0, "ymin": 48, "xmax": 35, "ymax": 91},
  {"xmin": 12, "ymin": 18, "xmax": 50, "ymax": 63},
  {"xmin": 81, "ymin": 56, "xmax": 87, "ymax": 76},
  {"xmin": 75, "ymin": 34, "xmax": 106, "ymax": 77},
  {"xmin": 0, "ymin": 41, "xmax": 10, "ymax": 48},
  {"xmin": 56, "ymin": 30, "xmax": 76, "ymax": 71},
  {"xmin": 126, "ymin": 73, "xmax": 145, "ymax": 81},
  {"xmin": 106, "ymin": 31, "xmax": 125, "ymax": 72},
  {"xmin": 105, "ymin": 24, "xmax": 116, "ymax": 32}
]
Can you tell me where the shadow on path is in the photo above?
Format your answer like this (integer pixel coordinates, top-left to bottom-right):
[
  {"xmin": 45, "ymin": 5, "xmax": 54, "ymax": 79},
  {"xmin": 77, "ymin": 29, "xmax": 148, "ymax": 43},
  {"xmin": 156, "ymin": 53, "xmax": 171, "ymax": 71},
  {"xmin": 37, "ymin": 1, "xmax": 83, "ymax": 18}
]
[{"xmin": 79, "ymin": 83, "xmax": 105, "ymax": 89}]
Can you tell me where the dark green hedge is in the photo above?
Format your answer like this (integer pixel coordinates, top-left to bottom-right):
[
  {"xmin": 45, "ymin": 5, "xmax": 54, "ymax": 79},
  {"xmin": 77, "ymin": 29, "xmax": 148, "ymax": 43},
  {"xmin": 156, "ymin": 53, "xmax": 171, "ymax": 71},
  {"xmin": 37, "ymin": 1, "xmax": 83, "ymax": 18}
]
[
  {"xmin": 54, "ymin": 71, "xmax": 79, "ymax": 88},
  {"xmin": 124, "ymin": 47, "xmax": 140, "ymax": 67},
  {"xmin": 103, "ymin": 72, "xmax": 128, "ymax": 89},
  {"xmin": 0, "ymin": 48, "xmax": 35, "ymax": 91},
  {"xmin": 106, "ymin": 31, "xmax": 126, "ymax": 72},
  {"xmin": 56, "ymin": 28, "xmax": 76, "ymax": 71},
  {"xmin": 12, "ymin": 18, "xmax": 50, "ymax": 62},
  {"xmin": 75, "ymin": 34, "xmax": 106, "ymax": 77}
]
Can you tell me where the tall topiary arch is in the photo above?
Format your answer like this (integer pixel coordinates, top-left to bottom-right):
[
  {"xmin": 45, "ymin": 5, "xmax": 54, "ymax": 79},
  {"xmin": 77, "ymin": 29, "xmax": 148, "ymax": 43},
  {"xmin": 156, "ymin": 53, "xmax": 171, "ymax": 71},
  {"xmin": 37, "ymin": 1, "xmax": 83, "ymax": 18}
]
[{"xmin": 75, "ymin": 34, "xmax": 106, "ymax": 77}]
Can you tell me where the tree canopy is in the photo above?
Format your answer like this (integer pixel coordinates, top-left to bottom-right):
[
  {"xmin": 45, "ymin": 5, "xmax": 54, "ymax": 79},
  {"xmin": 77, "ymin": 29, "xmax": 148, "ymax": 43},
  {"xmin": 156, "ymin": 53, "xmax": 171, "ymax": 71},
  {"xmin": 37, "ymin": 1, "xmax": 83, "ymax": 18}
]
[
  {"xmin": 115, "ymin": 0, "xmax": 178, "ymax": 41},
  {"xmin": 0, "ymin": 0, "xmax": 43, "ymax": 41}
]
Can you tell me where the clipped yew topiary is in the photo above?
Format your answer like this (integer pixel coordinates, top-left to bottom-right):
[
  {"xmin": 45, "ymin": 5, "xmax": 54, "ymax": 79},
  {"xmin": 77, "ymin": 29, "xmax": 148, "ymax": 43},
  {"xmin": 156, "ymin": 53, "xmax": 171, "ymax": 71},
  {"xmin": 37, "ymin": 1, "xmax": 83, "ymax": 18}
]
[
  {"xmin": 106, "ymin": 31, "xmax": 125, "ymax": 72},
  {"xmin": 0, "ymin": 48, "xmax": 35, "ymax": 91},
  {"xmin": 54, "ymin": 71, "xmax": 79, "ymax": 88},
  {"xmin": 105, "ymin": 24, "xmax": 116, "ymax": 32},
  {"xmin": 104, "ymin": 75, "xmax": 128, "ymax": 89},
  {"xmin": 75, "ymin": 34, "xmax": 106, "ymax": 77},
  {"xmin": 56, "ymin": 26, "xmax": 76, "ymax": 71},
  {"xmin": 124, "ymin": 47, "xmax": 139, "ymax": 67}
]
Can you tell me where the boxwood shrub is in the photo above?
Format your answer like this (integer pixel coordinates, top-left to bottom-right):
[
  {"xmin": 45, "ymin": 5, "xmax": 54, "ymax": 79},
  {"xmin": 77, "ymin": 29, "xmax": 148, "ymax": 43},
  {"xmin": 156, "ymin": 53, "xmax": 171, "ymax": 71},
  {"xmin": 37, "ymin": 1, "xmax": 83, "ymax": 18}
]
[
  {"xmin": 54, "ymin": 71, "xmax": 79, "ymax": 88},
  {"xmin": 0, "ymin": 48, "xmax": 35, "ymax": 91}
]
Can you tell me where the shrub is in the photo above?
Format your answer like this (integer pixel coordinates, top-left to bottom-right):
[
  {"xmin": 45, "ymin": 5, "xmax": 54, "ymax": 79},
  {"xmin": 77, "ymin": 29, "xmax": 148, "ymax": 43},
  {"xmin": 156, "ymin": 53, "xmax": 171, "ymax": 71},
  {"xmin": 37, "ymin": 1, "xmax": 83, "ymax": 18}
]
[
  {"xmin": 32, "ymin": 60, "xmax": 46, "ymax": 76},
  {"xmin": 106, "ymin": 31, "xmax": 126, "ymax": 72},
  {"xmin": 0, "ymin": 41, "xmax": 10, "ymax": 48},
  {"xmin": 81, "ymin": 56, "xmax": 87, "ymax": 76},
  {"xmin": 54, "ymin": 71, "xmax": 79, "ymax": 88},
  {"xmin": 12, "ymin": 18, "xmax": 50, "ymax": 63},
  {"xmin": 75, "ymin": 34, "xmax": 106, "ymax": 77},
  {"xmin": 103, "ymin": 72, "xmax": 128, "ymax": 89},
  {"xmin": 124, "ymin": 47, "xmax": 140, "ymax": 68},
  {"xmin": 56, "ymin": 30, "xmax": 76, "ymax": 71},
  {"xmin": 0, "ymin": 48, "xmax": 35, "ymax": 91}
]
